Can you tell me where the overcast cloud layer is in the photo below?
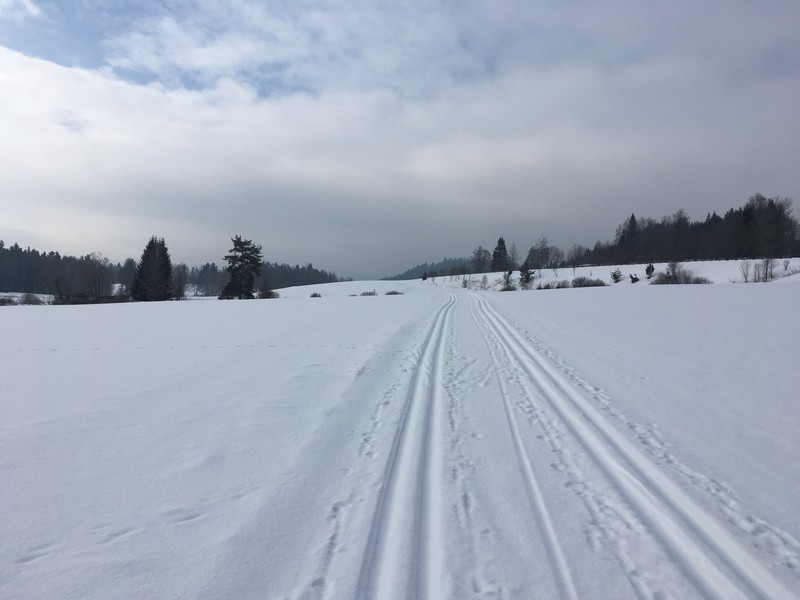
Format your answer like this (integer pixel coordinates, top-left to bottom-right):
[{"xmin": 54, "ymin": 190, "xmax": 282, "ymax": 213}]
[{"xmin": 1, "ymin": 1, "xmax": 799, "ymax": 278}]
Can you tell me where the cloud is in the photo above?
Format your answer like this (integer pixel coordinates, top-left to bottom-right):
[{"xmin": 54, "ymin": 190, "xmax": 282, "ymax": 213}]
[
  {"xmin": 1, "ymin": 2, "xmax": 800, "ymax": 278},
  {"xmin": 0, "ymin": 0, "xmax": 40, "ymax": 22},
  {"xmin": 101, "ymin": 1, "xmax": 494, "ymax": 97}
]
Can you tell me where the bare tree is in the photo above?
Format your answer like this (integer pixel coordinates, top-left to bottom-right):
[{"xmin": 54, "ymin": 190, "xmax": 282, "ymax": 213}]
[
  {"xmin": 471, "ymin": 246, "xmax": 491, "ymax": 273},
  {"xmin": 739, "ymin": 259, "xmax": 751, "ymax": 283},
  {"xmin": 761, "ymin": 257, "xmax": 777, "ymax": 282},
  {"xmin": 82, "ymin": 253, "xmax": 112, "ymax": 302},
  {"xmin": 508, "ymin": 241, "xmax": 520, "ymax": 270},
  {"xmin": 567, "ymin": 244, "xmax": 585, "ymax": 277},
  {"xmin": 548, "ymin": 246, "xmax": 565, "ymax": 278},
  {"xmin": 525, "ymin": 237, "xmax": 551, "ymax": 278},
  {"xmin": 173, "ymin": 263, "xmax": 189, "ymax": 299}
]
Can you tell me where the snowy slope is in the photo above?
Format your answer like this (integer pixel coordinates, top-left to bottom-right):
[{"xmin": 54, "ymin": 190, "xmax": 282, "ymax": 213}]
[{"xmin": 2, "ymin": 276, "xmax": 799, "ymax": 599}]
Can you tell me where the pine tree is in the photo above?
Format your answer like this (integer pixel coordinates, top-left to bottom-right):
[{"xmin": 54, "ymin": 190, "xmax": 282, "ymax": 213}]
[
  {"xmin": 491, "ymin": 237, "xmax": 509, "ymax": 272},
  {"xmin": 131, "ymin": 236, "xmax": 173, "ymax": 301},
  {"xmin": 119, "ymin": 258, "xmax": 137, "ymax": 296},
  {"xmin": 219, "ymin": 236, "xmax": 264, "ymax": 299}
]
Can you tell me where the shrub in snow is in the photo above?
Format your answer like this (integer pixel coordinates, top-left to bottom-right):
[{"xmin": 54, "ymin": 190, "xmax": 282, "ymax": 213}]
[
  {"xmin": 310, "ymin": 292, "xmax": 322, "ymax": 298},
  {"xmin": 629, "ymin": 274, "xmax": 640, "ymax": 283},
  {"xmin": 20, "ymin": 293, "xmax": 45, "ymax": 305},
  {"xmin": 651, "ymin": 262, "xmax": 710, "ymax": 285},
  {"xmin": 360, "ymin": 290, "xmax": 378, "ymax": 296},
  {"xmin": 537, "ymin": 280, "xmax": 570, "ymax": 290},
  {"xmin": 385, "ymin": 290, "xmax": 403, "ymax": 295},
  {"xmin": 500, "ymin": 271, "xmax": 516, "ymax": 291},
  {"xmin": 0, "ymin": 296, "xmax": 15, "ymax": 306},
  {"xmin": 610, "ymin": 268, "xmax": 623, "ymax": 283},
  {"xmin": 258, "ymin": 290, "xmax": 280, "ymax": 299},
  {"xmin": 518, "ymin": 265, "xmax": 533, "ymax": 290},
  {"xmin": 645, "ymin": 263, "xmax": 655, "ymax": 279},
  {"xmin": 571, "ymin": 276, "xmax": 607, "ymax": 288}
]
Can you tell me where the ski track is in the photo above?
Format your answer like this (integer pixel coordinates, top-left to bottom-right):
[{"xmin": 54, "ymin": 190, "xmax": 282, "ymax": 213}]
[
  {"xmin": 468, "ymin": 298, "xmax": 580, "ymax": 600},
  {"xmin": 490, "ymin": 301, "xmax": 800, "ymax": 582},
  {"xmin": 471, "ymin": 294, "xmax": 795, "ymax": 600},
  {"xmin": 355, "ymin": 294, "xmax": 456, "ymax": 600}
]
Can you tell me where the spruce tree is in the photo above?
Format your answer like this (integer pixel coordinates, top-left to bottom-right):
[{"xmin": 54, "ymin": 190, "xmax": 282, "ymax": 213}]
[
  {"xmin": 219, "ymin": 236, "xmax": 264, "ymax": 299},
  {"xmin": 131, "ymin": 236, "xmax": 173, "ymax": 301},
  {"xmin": 491, "ymin": 237, "xmax": 509, "ymax": 272}
]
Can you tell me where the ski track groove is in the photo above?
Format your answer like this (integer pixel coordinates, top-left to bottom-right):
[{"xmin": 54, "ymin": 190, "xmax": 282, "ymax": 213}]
[
  {"xmin": 355, "ymin": 294, "xmax": 456, "ymax": 600},
  {"xmin": 472, "ymin": 294, "xmax": 795, "ymax": 600},
  {"xmin": 497, "ymin": 306, "xmax": 800, "ymax": 580},
  {"xmin": 468, "ymin": 297, "xmax": 581, "ymax": 600},
  {"xmin": 473, "ymin": 300, "xmax": 667, "ymax": 599}
]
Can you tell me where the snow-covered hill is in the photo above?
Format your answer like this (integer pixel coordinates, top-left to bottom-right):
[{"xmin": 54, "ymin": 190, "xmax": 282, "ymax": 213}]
[{"xmin": 2, "ymin": 266, "xmax": 799, "ymax": 599}]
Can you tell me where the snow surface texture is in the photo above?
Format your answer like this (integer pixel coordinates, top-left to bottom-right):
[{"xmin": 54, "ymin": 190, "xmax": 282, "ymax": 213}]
[{"xmin": 2, "ymin": 270, "xmax": 799, "ymax": 599}]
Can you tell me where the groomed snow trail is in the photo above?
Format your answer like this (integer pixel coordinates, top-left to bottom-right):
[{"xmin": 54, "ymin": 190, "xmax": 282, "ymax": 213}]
[
  {"xmin": 468, "ymin": 298, "xmax": 580, "ymax": 600},
  {"xmin": 470, "ymin": 294, "xmax": 796, "ymax": 600},
  {"xmin": 356, "ymin": 294, "xmax": 456, "ymax": 600}
]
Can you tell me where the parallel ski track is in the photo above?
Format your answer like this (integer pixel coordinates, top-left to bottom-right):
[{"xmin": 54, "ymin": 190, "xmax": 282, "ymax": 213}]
[
  {"xmin": 469, "ymin": 297, "xmax": 580, "ymax": 600},
  {"xmin": 356, "ymin": 294, "xmax": 456, "ymax": 600},
  {"xmin": 472, "ymin": 294, "xmax": 795, "ymax": 600}
]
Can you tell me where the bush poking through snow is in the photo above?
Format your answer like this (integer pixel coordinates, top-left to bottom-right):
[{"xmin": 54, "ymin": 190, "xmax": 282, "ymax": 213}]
[
  {"xmin": 20, "ymin": 293, "xmax": 45, "ymax": 305},
  {"xmin": 501, "ymin": 271, "xmax": 516, "ymax": 291},
  {"xmin": 610, "ymin": 268, "xmax": 623, "ymax": 283},
  {"xmin": 537, "ymin": 280, "xmax": 570, "ymax": 290},
  {"xmin": 572, "ymin": 276, "xmax": 607, "ymax": 288},
  {"xmin": 385, "ymin": 290, "xmax": 403, "ymax": 295},
  {"xmin": 645, "ymin": 263, "xmax": 655, "ymax": 279},
  {"xmin": 310, "ymin": 292, "xmax": 322, "ymax": 298},
  {"xmin": 360, "ymin": 290, "xmax": 378, "ymax": 296},
  {"xmin": 651, "ymin": 262, "xmax": 711, "ymax": 285},
  {"xmin": 258, "ymin": 290, "xmax": 280, "ymax": 299},
  {"xmin": 0, "ymin": 296, "xmax": 15, "ymax": 306}
]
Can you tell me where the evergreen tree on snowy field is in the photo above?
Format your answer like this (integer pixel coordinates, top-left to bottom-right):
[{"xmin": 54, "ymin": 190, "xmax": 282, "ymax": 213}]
[
  {"xmin": 491, "ymin": 237, "xmax": 510, "ymax": 272},
  {"xmin": 131, "ymin": 236, "xmax": 173, "ymax": 301},
  {"xmin": 118, "ymin": 258, "xmax": 137, "ymax": 296},
  {"xmin": 219, "ymin": 236, "xmax": 263, "ymax": 299}
]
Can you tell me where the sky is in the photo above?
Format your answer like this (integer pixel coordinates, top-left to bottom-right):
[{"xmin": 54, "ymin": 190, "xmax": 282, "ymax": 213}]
[{"xmin": 1, "ymin": 1, "xmax": 799, "ymax": 279}]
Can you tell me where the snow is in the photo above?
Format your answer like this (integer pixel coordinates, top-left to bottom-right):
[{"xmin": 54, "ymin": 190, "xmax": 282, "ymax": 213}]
[{"xmin": 2, "ymin": 265, "xmax": 799, "ymax": 599}]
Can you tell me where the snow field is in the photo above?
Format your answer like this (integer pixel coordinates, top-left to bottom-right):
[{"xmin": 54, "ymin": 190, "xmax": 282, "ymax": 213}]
[{"xmin": 2, "ymin": 275, "xmax": 799, "ymax": 599}]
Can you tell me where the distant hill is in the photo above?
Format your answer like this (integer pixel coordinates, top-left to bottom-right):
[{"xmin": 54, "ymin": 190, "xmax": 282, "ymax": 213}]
[{"xmin": 384, "ymin": 257, "xmax": 470, "ymax": 281}]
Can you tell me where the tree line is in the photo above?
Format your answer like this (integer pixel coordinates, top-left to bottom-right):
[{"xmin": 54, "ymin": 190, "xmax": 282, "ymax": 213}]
[
  {"xmin": 583, "ymin": 194, "xmax": 799, "ymax": 265},
  {"xmin": 0, "ymin": 235, "xmax": 341, "ymax": 303},
  {"xmin": 412, "ymin": 194, "xmax": 798, "ymax": 281}
]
